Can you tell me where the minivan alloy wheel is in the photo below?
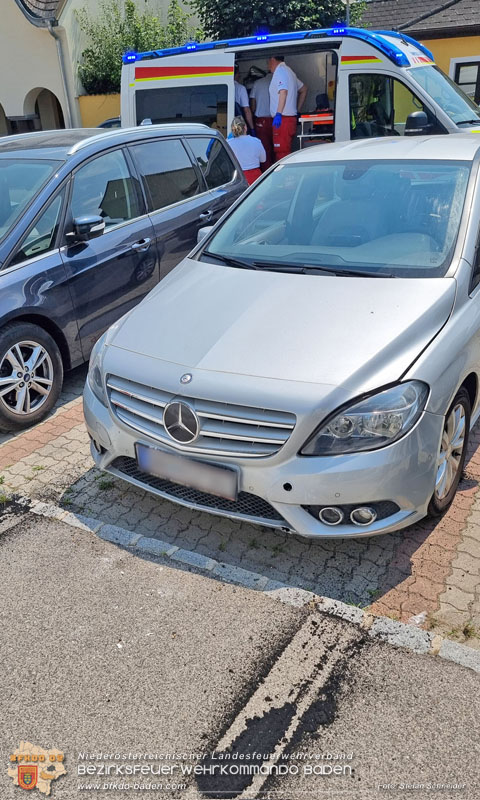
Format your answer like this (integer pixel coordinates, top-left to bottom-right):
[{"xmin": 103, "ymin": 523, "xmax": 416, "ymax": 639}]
[
  {"xmin": 0, "ymin": 322, "xmax": 63, "ymax": 432},
  {"xmin": 0, "ymin": 340, "xmax": 54, "ymax": 415},
  {"xmin": 435, "ymin": 403, "xmax": 466, "ymax": 501}
]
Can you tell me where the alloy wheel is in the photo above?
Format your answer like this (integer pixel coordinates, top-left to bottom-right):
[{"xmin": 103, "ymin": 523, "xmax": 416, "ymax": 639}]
[
  {"xmin": 0, "ymin": 340, "xmax": 54, "ymax": 416},
  {"xmin": 434, "ymin": 402, "xmax": 466, "ymax": 501}
]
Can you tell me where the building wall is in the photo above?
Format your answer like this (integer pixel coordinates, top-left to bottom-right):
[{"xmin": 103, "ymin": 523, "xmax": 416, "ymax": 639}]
[
  {"xmin": 419, "ymin": 35, "xmax": 480, "ymax": 75},
  {"xmin": 78, "ymin": 93, "xmax": 120, "ymax": 127},
  {"xmin": 0, "ymin": 1, "xmax": 67, "ymax": 120}
]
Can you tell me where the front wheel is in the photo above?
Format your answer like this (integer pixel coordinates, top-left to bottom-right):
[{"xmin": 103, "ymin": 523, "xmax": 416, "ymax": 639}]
[
  {"xmin": 0, "ymin": 322, "xmax": 63, "ymax": 432},
  {"xmin": 428, "ymin": 387, "xmax": 470, "ymax": 517}
]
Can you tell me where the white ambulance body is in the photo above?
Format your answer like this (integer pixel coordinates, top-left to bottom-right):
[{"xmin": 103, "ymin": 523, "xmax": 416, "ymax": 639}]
[{"xmin": 120, "ymin": 26, "xmax": 480, "ymax": 142}]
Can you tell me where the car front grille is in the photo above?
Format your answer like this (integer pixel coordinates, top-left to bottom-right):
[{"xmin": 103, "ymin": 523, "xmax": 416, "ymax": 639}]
[
  {"xmin": 107, "ymin": 375, "xmax": 296, "ymax": 458},
  {"xmin": 110, "ymin": 456, "xmax": 288, "ymax": 527}
]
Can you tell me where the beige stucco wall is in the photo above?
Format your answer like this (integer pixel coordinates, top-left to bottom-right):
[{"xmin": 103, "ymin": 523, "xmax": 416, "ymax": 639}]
[{"xmin": 0, "ymin": 1, "xmax": 68, "ymax": 120}]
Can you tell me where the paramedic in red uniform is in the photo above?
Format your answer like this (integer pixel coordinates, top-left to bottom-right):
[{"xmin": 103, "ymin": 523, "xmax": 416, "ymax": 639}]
[
  {"xmin": 227, "ymin": 116, "xmax": 266, "ymax": 185},
  {"xmin": 249, "ymin": 73, "xmax": 273, "ymax": 169},
  {"xmin": 268, "ymin": 55, "xmax": 307, "ymax": 161}
]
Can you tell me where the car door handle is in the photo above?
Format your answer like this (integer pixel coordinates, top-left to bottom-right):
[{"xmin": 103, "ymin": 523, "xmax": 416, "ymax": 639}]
[
  {"xmin": 131, "ymin": 237, "xmax": 151, "ymax": 252},
  {"xmin": 199, "ymin": 210, "xmax": 213, "ymax": 221}
]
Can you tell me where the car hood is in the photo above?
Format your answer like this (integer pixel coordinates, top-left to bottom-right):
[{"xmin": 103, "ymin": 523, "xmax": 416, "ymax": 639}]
[{"xmin": 110, "ymin": 259, "xmax": 456, "ymax": 392}]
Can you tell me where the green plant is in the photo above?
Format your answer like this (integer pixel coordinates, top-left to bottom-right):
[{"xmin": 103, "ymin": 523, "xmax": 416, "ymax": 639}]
[
  {"xmin": 32, "ymin": 465, "xmax": 45, "ymax": 471},
  {"xmin": 0, "ymin": 493, "xmax": 10, "ymax": 505},
  {"xmin": 98, "ymin": 479, "xmax": 114, "ymax": 490},
  {"xmin": 248, "ymin": 538, "xmax": 259, "ymax": 549},
  {"xmin": 192, "ymin": 0, "xmax": 365, "ymax": 40},
  {"xmin": 76, "ymin": 0, "xmax": 203, "ymax": 95},
  {"xmin": 463, "ymin": 621, "xmax": 476, "ymax": 639},
  {"xmin": 218, "ymin": 541, "xmax": 226, "ymax": 552},
  {"xmin": 0, "ymin": 476, "xmax": 4, "ymax": 485}
]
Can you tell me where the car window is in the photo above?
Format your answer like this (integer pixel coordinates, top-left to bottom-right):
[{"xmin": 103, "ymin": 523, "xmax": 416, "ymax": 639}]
[
  {"xmin": 0, "ymin": 159, "xmax": 60, "ymax": 242},
  {"xmin": 70, "ymin": 150, "xmax": 143, "ymax": 229},
  {"xmin": 349, "ymin": 74, "xmax": 434, "ymax": 138},
  {"xmin": 7, "ymin": 189, "xmax": 65, "ymax": 268},
  {"xmin": 130, "ymin": 139, "xmax": 200, "ymax": 211},
  {"xmin": 187, "ymin": 137, "xmax": 236, "ymax": 189},
  {"xmin": 202, "ymin": 160, "xmax": 470, "ymax": 278}
]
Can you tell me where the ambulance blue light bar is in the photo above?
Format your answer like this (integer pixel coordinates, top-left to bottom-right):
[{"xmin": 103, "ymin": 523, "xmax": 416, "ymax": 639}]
[
  {"xmin": 124, "ymin": 27, "xmax": 414, "ymax": 67},
  {"xmin": 374, "ymin": 30, "xmax": 434, "ymax": 62}
]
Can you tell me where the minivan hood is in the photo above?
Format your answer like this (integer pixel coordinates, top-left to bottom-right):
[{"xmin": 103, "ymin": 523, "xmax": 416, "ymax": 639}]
[{"xmin": 110, "ymin": 260, "xmax": 456, "ymax": 391}]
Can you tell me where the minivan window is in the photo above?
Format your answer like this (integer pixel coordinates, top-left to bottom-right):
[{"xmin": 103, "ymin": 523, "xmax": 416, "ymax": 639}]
[
  {"xmin": 202, "ymin": 160, "xmax": 470, "ymax": 278},
  {"xmin": 409, "ymin": 65, "xmax": 480, "ymax": 125},
  {"xmin": 188, "ymin": 137, "xmax": 236, "ymax": 189},
  {"xmin": 0, "ymin": 159, "xmax": 60, "ymax": 242},
  {"xmin": 131, "ymin": 139, "xmax": 200, "ymax": 211},
  {"xmin": 70, "ymin": 150, "xmax": 143, "ymax": 229},
  {"xmin": 8, "ymin": 189, "xmax": 65, "ymax": 268}
]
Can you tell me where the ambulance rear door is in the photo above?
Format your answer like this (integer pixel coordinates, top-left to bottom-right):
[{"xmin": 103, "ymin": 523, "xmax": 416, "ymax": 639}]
[{"xmin": 121, "ymin": 51, "xmax": 235, "ymax": 135}]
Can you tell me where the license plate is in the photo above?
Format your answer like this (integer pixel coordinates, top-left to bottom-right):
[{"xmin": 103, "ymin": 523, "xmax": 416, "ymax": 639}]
[{"xmin": 135, "ymin": 443, "xmax": 238, "ymax": 501}]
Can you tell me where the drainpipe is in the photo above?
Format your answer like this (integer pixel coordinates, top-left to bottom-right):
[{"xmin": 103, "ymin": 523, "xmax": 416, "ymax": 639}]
[{"xmin": 47, "ymin": 20, "xmax": 73, "ymax": 128}]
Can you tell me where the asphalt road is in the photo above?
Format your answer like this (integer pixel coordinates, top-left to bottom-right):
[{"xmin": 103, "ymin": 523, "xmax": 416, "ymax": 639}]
[{"xmin": 1, "ymin": 512, "xmax": 479, "ymax": 800}]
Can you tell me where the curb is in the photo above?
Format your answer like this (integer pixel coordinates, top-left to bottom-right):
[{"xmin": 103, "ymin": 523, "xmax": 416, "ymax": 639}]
[{"xmin": 11, "ymin": 498, "xmax": 480, "ymax": 675}]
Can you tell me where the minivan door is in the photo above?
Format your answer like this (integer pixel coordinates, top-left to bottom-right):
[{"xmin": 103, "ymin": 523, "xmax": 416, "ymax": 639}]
[
  {"xmin": 129, "ymin": 137, "xmax": 233, "ymax": 280},
  {"xmin": 60, "ymin": 148, "xmax": 158, "ymax": 358}
]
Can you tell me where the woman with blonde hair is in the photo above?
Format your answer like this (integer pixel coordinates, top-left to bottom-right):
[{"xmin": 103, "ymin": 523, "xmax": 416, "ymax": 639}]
[{"xmin": 227, "ymin": 116, "xmax": 266, "ymax": 185}]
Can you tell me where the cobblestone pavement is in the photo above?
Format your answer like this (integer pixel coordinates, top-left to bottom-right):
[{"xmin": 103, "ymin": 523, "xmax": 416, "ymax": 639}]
[{"xmin": 2, "ymin": 365, "xmax": 480, "ymax": 649}]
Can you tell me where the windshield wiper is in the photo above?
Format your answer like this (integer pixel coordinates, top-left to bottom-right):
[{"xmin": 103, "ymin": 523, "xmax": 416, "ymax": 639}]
[
  {"xmin": 201, "ymin": 251, "xmax": 259, "ymax": 270},
  {"xmin": 251, "ymin": 261, "xmax": 396, "ymax": 278},
  {"xmin": 456, "ymin": 119, "xmax": 480, "ymax": 126}
]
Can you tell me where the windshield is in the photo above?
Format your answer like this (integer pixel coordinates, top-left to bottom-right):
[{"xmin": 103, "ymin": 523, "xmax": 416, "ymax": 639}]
[
  {"xmin": 409, "ymin": 65, "xmax": 480, "ymax": 125},
  {"xmin": 201, "ymin": 159, "xmax": 470, "ymax": 278},
  {"xmin": 0, "ymin": 159, "xmax": 60, "ymax": 241}
]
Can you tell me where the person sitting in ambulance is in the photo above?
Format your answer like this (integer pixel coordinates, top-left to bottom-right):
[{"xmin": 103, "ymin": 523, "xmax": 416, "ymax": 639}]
[
  {"xmin": 234, "ymin": 66, "xmax": 255, "ymax": 133},
  {"xmin": 227, "ymin": 116, "xmax": 266, "ymax": 185}
]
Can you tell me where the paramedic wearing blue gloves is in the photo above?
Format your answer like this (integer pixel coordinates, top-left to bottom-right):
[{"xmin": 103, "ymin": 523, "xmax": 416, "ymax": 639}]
[{"xmin": 268, "ymin": 55, "xmax": 307, "ymax": 160}]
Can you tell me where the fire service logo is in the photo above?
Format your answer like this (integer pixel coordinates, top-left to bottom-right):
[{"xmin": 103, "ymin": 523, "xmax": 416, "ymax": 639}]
[{"xmin": 8, "ymin": 742, "xmax": 66, "ymax": 795}]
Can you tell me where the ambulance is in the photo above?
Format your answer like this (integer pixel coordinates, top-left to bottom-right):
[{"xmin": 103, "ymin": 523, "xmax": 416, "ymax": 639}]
[{"xmin": 120, "ymin": 26, "xmax": 480, "ymax": 144}]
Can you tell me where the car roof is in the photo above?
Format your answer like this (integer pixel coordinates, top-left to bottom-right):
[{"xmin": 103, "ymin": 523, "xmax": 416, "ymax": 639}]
[
  {"xmin": 287, "ymin": 134, "xmax": 480, "ymax": 164},
  {"xmin": 0, "ymin": 124, "xmax": 215, "ymax": 160}
]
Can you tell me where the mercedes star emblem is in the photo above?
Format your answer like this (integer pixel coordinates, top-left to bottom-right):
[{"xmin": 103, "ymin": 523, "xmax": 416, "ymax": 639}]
[
  {"xmin": 163, "ymin": 401, "xmax": 200, "ymax": 444},
  {"xmin": 180, "ymin": 373, "xmax": 192, "ymax": 384}
]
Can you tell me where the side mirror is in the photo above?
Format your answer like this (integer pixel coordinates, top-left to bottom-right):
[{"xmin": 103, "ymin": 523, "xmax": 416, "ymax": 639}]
[
  {"xmin": 197, "ymin": 225, "xmax": 214, "ymax": 244},
  {"xmin": 404, "ymin": 111, "xmax": 432, "ymax": 136},
  {"xmin": 68, "ymin": 216, "xmax": 105, "ymax": 243}
]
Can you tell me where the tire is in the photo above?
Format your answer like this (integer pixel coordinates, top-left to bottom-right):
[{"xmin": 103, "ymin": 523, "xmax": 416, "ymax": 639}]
[
  {"xmin": 427, "ymin": 387, "xmax": 471, "ymax": 517},
  {"xmin": 0, "ymin": 322, "xmax": 63, "ymax": 433}
]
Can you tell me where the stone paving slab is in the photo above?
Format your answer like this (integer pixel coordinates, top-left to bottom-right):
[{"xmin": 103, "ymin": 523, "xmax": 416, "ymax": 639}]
[{"xmin": 1, "ymin": 365, "xmax": 480, "ymax": 650}]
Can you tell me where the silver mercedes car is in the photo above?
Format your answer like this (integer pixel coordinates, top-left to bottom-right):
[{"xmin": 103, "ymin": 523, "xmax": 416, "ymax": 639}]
[{"xmin": 83, "ymin": 135, "xmax": 480, "ymax": 538}]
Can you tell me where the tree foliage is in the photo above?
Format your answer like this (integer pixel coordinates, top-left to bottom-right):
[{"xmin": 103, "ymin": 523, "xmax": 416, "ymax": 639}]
[
  {"xmin": 191, "ymin": 0, "xmax": 365, "ymax": 40},
  {"xmin": 76, "ymin": 0, "xmax": 203, "ymax": 94}
]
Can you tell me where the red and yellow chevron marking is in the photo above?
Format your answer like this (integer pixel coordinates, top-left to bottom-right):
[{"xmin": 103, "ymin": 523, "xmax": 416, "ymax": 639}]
[
  {"xmin": 409, "ymin": 55, "xmax": 435, "ymax": 66},
  {"xmin": 341, "ymin": 55, "xmax": 382, "ymax": 65},
  {"xmin": 134, "ymin": 65, "xmax": 234, "ymax": 83}
]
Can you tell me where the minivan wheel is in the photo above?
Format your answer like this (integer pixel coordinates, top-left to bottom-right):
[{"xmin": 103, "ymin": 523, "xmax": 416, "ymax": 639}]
[
  {"xmin": 428, "ymin": 387, "xmax": 470, "ymax": 517},
  {"xmin": 0, "ymin": 323, "xmax": 63, "ymax": 432}
]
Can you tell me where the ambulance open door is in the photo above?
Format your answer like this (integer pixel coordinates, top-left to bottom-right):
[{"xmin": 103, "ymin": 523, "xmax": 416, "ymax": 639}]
[{"xmin": 122, "ymin": 50, "xmax": 235, "ymax": 137}]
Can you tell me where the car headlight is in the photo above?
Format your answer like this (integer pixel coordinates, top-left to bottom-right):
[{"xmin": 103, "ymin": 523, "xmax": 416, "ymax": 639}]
[
  {"xmin": 87, "ymin": 333, "xmax": 107, "ymax": 406},
  {"xmin": 300, "ymin": 381, "xmax": 429, "ymax": 456}
]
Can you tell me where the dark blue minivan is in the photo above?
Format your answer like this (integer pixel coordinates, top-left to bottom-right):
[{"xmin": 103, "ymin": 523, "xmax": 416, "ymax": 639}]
[{"xmin": 0, "ymin": 125, "xmax": 246, "ymax": 431}]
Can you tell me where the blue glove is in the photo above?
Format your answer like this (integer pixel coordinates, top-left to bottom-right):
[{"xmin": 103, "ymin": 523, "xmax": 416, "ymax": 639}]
[{"xmin": 272, "ymin": 113, "xmax": 282, "ymax": 128}]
